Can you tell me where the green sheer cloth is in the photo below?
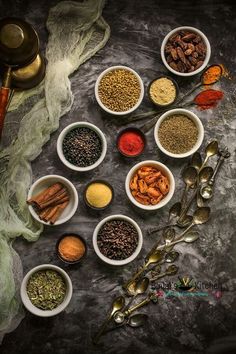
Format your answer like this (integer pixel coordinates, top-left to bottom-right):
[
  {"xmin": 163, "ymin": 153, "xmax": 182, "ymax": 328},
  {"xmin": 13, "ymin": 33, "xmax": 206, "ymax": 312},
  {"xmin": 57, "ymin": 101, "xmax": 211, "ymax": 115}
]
[{"xmin": 0, "ymin": 0, "xmax": 110, "ymax": 342}]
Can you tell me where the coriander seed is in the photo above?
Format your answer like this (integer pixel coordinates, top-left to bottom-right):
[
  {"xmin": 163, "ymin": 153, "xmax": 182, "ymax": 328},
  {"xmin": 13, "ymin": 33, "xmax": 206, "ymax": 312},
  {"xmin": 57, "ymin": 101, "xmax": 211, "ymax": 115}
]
[
  {"xmin": 158, "ymin": 114, "xmax": 198, "ymax": 154},
  {"xmin": 98, "ymin": 68, "xmax": 141, "ymax": 112}
]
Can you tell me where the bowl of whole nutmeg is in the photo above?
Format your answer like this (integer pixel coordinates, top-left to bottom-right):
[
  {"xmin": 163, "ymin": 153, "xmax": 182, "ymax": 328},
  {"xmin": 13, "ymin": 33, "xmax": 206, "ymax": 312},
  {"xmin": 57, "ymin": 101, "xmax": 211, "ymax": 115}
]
[
  {"xmin": 161, "ymin": 26, "xmax": 211, "ymax": 76},
  {"xmin": 95, "ymin": 65, "xmax": 144, "ymax": 115}
]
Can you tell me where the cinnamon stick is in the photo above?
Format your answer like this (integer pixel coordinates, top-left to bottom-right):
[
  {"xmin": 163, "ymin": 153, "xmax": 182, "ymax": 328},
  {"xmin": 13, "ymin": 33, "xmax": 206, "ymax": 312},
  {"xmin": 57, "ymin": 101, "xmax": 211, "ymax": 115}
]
[
  {"xmin": 36, "ymin": 190, "xmax": 68, "ymax": 210},
  {"xmin": 50, "ymin": 201, "xmax": 69, "ymax": 225},
  {"xmin": 44, "ymin": 205, "xmax": 60, "ymax": 222},
  {"xmin": 27, "ymin": 182, "xmax": 63, "ymax": 205},
  {"xmin": 38, "ymin": 206, "xmax": 52, "ymax": 220}
]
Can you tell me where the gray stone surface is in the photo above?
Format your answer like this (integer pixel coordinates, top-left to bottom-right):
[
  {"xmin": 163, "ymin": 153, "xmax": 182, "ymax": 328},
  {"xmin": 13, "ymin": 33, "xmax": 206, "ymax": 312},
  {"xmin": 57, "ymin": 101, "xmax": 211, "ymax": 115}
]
[{"xmin": 1, "ymin": 0, "xmax": 236, "ymax": 353}]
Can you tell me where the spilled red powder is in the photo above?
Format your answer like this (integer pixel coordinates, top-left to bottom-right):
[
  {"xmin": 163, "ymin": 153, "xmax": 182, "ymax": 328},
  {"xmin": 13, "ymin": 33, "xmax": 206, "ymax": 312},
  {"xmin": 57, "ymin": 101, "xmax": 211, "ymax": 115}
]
[
  {"xmin": 194, "ymin": 89, "xmax": 224, "ymax": 110},
  {"xmin": 118, "ymin": 130, "xmax": 145, "ymax": 156}
]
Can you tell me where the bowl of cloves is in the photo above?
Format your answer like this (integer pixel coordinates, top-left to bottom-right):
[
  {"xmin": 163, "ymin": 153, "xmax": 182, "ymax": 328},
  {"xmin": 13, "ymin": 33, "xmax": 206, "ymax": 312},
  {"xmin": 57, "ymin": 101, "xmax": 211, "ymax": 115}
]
[{"xmin": 93, "ymin": 214, "xmax": 143, "ymax": 266}]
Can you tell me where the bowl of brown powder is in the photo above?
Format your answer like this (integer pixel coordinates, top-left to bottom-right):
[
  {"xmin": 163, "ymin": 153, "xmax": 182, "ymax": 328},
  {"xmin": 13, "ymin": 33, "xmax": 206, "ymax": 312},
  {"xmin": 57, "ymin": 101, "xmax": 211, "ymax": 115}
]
[
  {"xmin": 154, "ymin": 108, "xmax": 204, "ymax": 158},
  {"xmin": 56, "ymin": 233, "xmax": 87, "ymax": 264}
]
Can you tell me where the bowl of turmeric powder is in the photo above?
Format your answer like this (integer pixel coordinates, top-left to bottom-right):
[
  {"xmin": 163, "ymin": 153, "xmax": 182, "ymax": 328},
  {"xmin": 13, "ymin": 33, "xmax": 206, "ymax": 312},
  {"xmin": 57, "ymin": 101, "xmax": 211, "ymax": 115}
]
[{"xmin": 56, "ymin": 233, "xmax": 87, "ymax": 264}]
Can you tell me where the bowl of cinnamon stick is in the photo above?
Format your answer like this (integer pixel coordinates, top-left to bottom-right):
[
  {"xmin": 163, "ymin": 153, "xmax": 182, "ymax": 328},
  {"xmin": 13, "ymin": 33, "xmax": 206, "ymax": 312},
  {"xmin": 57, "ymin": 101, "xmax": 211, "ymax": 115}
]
[{"xmin": 27, "ymin": 175, "xmax": 78, "ymax": 225}]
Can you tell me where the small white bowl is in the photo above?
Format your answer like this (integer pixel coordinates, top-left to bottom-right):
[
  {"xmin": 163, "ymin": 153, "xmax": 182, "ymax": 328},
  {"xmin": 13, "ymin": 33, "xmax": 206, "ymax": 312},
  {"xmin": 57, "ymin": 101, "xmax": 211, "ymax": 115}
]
[
  {"xmin": 154, "ymin": 108, "xmax": 204, "ymax": 158},
  {"xmin": 125, "ymin": 160, "xmax": 175, "ymax": 211},
  {"xmin": 93, "ymin": 214, "xmax": 143, "ymax": 266},
  {"xmin": 57, "ymin": 122, "xmax": 107, "ymax": 172},
  {"xmin": 28, "ymin": 174, "xmax": 78, "ymax": 225},
  {"xmin": 161, "ymin": 26, "xmax": 211, "ymax": 76},
  {"xmin": 20, "ymin": 264, "xmax": 73, "ymax": 317},
  {"xmin": 95, "ymin": 65, "xmax": 144, "ymax": 115}
]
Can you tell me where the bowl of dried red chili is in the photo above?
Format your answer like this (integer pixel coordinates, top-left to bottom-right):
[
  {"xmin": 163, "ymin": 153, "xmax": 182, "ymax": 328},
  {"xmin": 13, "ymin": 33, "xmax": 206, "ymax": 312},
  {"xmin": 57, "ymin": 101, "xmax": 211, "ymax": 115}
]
[
  {"xmin": 117, "ymin": 127, "xmax": 146, "ymax": 157},
  {"xmin": 125, "ymin": 160, "xmax": 175, "ymax": 210}
]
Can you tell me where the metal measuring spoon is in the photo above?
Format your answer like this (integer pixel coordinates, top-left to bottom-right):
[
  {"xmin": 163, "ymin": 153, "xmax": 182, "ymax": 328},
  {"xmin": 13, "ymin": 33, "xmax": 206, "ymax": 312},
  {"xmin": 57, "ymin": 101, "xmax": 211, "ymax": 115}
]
[
  {"xmin": 148, "ymin": 203, "xmax": 182, "ymax": 235},
  {"xmin": 165, "ymin": 231, "xmax": 200, "ymax": 248},
  {"xmin": 124, "ymin": 250, "xmax": 164, "ymax": 294},
  {"xmin": 200, "ymin": 140, "xmax": 219, "ymax": 170},
  {"xmin": 124, "ymin": 277, "xmax": 149, "ymax": 311},
  {"xmin": 197, "ymin": 167, "xmax": 214, "ymax": 206},
  {"xmin": 180, "ymin": 167, "xmax": 213, "ymax": 219},
  {"xmin": 111, "ymin": 313, "xmax": 148, "ymax": 329},
  {"xmin": 157, "ymin": 207, "xmax": 210, "ymax": 251},
  {"xmin": 190, "ymin": 152, "xmax": 203, "ymax": 171},
  {"xmin": 200, "ymin": 149, "xmax": 231, "ymax": 200},
  {"xmin": 147, "ymin": 250, "xmax": 180, "ymax": 276},
  {"xmin": 181, "ymin": 166, "xmax": 198, "ymax": 205},
  {"xmin": 150, "ymin": 264, "xmax": 179, "ymax": 282},
  {"xmin": 163, "ymin": 227, "xmax": 176, "ymax": 252},
  {"xmin": 93, "ymin": 296, "xmax": 125, "ymax": 344},
  {"xmin": 178, "ymin": 207, "xmax": 210, "ymax": 239}
]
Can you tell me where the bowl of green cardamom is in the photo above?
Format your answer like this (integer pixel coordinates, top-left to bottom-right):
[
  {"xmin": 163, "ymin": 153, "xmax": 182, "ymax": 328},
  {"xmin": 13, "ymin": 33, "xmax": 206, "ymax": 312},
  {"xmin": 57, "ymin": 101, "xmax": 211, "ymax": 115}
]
[{"xmin": 20, "ymin": 264, "xmax": 73, "ymax": 317}]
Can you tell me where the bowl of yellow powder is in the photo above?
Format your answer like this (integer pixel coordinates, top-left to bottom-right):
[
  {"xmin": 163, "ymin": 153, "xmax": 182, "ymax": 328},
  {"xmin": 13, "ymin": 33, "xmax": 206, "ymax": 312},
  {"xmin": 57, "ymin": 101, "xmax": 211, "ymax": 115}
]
[
  {"xmin": 84, "ymin": 180, "xmax": 114, "ymax": 210},
  {"xmin": 56, "ymin": 233, "xmax": 87, "ymax": 264},
  {"xmin": 148, "ymin": 76, "xmax": 179, "ymax": 107}
]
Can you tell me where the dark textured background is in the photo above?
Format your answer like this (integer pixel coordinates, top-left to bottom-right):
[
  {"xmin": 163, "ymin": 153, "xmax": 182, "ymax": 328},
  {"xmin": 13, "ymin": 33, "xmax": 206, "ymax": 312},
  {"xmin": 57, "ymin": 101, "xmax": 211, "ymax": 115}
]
[{"xmin": 1, "ymin": 0, "xmax": 236, "ymax": 353}]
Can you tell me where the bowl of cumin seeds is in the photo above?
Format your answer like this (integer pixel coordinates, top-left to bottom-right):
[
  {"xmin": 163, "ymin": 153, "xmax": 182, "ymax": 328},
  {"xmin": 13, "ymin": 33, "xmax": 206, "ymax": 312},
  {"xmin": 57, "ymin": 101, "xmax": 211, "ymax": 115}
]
[{"xmin": 154, "ymin": 108, "xmax": 204, "ymax": 158}]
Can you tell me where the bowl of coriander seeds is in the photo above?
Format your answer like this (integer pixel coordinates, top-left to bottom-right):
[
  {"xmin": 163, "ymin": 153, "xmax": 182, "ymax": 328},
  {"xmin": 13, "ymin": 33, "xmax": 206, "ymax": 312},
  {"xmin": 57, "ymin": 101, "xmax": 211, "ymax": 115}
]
[
  {"xmin": 95, "ymin": 65, "xmax": 144, "ymax": 115},
  {"xmin": 154, "ymin": 108, "xmax": 204, "ymax": 158}
]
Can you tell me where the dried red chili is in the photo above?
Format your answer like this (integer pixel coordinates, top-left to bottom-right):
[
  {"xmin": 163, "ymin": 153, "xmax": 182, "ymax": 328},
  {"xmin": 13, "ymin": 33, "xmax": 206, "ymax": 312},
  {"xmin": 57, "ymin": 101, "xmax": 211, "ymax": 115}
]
[
  {"xmin": 118, "ymin": 129, "xmax": 145, "ymax": 156},
  {"xmin": 194, "ymin": 89, "xmax": 224, "ymax": 110}
]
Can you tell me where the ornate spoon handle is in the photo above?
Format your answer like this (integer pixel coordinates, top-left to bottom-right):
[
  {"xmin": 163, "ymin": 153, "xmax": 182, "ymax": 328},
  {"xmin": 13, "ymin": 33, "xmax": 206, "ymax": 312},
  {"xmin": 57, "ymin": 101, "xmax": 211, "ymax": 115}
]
[{"xmin": 124, "ymin": 295, "xmax": 152, "ymax": 316}]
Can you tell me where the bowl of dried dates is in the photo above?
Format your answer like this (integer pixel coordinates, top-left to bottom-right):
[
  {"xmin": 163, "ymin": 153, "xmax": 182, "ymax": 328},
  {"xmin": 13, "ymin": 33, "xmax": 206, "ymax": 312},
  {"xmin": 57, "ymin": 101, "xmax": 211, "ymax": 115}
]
[{"xmin": 161, "ymin": 26, "xmax": 211, "ymax": 76}]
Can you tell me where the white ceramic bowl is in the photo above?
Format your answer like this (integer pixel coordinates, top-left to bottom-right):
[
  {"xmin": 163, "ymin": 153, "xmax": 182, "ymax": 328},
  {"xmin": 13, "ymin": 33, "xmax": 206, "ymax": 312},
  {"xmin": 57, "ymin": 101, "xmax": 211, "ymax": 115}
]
[
  {"xmin": 154, "ymin": 108, "xmax": 204, "ymax": 158},
  {"xmin": 28, "ymin": 174, "xmax": 78, "ymax": 225},
  {"xmin": 125, "ymin": 160, "xmax": 175, "ymax": 211},
  {"xmin": 95, "ymin": 65, "xmax": 144, "ymax": 115},
  {"xmin": 20, "ymin": 264, "xmax": 73, "ymax": 317},
  {"xmin": 93, "ymin": 214, "xmax": 143, "ymax": 266},
  {"xmin": 57, "ymin": 122, "xmax": 107, "ymax": 172},
  {"xmin": 161, "ymin": 26, "xmax": 211, "ymax": 76}
]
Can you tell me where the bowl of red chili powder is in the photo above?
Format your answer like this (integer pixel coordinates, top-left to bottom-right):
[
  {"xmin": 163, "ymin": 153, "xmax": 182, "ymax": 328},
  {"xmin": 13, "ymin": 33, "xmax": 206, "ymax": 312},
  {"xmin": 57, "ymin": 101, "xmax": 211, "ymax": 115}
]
[{"xmin": 117, "ymin": 127, "xmax": 146, "ymax": 157}]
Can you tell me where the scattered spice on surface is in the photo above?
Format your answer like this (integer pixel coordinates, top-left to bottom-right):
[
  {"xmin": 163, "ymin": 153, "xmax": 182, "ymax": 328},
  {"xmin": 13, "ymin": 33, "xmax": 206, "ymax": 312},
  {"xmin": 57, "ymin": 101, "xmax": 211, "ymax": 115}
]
[
  {"xmin": 158, "ymin": 114, "xmax": 198, "ymax": 154},
  {"xmin": 98, "ymin": 69, "xmax": 141, "ymax": 112},
  {"xmin": 85, "ymin": 182, "xmax": 112, "ymax": 208},
  {"xmin": 194, "ymin": 89, "xmax": 224, "ymax": 110},
  {"xmin": 149, "ymin": 77, "xmax": 176, "ymax": 105},
  {"xmin": 97, "ymin": 220, "xmax": 138, "ymax": 260},
  {"xmin": 165, "ymin": 30, "xmax": 206, "ymax": 73},
  {"xmin": 202, "ymin": 65, "xmax": 222, "ymax": 85},
  {"xmin": 27, "ymin": 182, "xmax": 69, "ymax": 224},
  {"xmin": 27, "ymin": 270, "xmax": 66, "ymax": 310},
  {"xmin": 118, "ymin": 129, "xmax": 145, "ymax": 156},
  {"xmin": 63, "ymin": 127, "xmax": 102, "ymax": 167},
  {"xmin": 220, "ymin": 64, "xmax": 232, "ymax": 80},
  {"xmin": 58, "ymin": 235, "xmax": 86, "ymax": 262},
  {"xmin": 130, "ymin": 166, "xmax": 169, "ymax": 205}
]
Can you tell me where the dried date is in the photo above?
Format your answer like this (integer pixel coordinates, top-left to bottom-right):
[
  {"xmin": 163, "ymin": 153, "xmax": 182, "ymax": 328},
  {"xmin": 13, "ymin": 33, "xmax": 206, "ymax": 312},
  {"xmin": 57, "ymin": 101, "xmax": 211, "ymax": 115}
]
[{"xmin": 164, "ymin": 29, "xmax": 207, "ymax": 73}]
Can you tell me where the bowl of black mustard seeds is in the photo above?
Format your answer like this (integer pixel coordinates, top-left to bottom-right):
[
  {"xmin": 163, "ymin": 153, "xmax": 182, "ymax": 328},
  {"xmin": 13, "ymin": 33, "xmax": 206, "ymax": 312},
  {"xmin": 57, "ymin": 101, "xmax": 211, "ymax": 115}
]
[{"xmin": 57, "ymin": 122, "xmax": 107, "ymax": 171}]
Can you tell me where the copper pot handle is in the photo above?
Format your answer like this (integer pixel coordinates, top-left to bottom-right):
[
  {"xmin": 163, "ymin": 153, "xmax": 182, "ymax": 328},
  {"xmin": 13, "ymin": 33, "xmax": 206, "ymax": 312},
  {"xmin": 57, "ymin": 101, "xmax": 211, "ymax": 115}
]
[{"xmin": 0, "ymin": 67, "xmax": 12, "ymax": 138}]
